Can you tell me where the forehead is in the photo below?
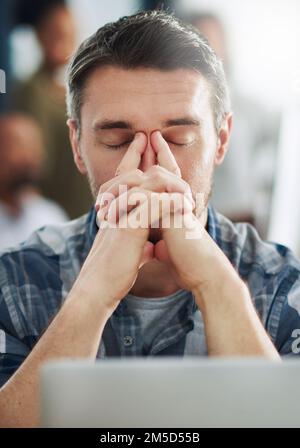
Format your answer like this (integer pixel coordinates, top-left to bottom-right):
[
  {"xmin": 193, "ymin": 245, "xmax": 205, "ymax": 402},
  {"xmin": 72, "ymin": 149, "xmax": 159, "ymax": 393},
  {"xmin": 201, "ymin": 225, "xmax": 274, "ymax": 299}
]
[{"xmin": 81, "ymin": 66, "xmax": 212, "ymax": 129}]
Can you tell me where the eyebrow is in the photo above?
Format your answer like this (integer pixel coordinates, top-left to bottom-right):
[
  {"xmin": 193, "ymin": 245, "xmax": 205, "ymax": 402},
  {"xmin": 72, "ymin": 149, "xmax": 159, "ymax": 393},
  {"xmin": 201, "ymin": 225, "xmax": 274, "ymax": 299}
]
[
  {"xmin": 164, "ymin": 118, "xmax": 201, "ymax": 127},
  {"xmin": 93, "ymin": 120, "xmax": 133, "ymax": 131},
  {"xmin": 93, "ymin": 117, "xmax": 201, "ymax": 131}
]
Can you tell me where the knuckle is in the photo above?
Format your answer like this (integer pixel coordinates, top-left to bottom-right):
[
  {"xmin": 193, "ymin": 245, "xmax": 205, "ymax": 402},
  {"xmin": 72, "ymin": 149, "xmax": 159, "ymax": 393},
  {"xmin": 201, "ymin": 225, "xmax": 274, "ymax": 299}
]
[
  {"xmin": 171, "ymin": 165, "xmax": 181, "ymax": 175},
  {"xmin": 98, "ymin": 183, "xmax": 106, "ymax": 195},
  {"xmin": 148, "ymin": 165, "xmax": 161, "ymax": 175},
  {"xmin": 147, "ymin": 165, "xmax": 164, "ymax": 181},
  {"xmin": 158, "ymin": 165, "xmax": 169, "ymax": 174},
  {"xmin": 183, "ymin": 181, "xmax": 192, "ymax": 194},
  {"xmin": 134, "ymin": 168, "xmax": 144, "ymax": 178},
  {"xmin": 130, "ymin": 186, "xmax": 140, "ymax": 194}
]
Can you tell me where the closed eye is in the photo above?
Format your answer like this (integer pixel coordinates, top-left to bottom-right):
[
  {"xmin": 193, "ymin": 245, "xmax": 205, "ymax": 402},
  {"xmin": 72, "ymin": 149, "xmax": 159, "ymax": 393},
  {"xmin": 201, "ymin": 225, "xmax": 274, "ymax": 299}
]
[
  {"xmin": 105, "ymin": 141, "xmax": 133, "ymax": 150},
  {"xmin": 168, "ymin": 141, "xmax": 192, "ymax": 147},
  {"xmin": 105, "ymin": 140, "xmax": 192, "ymax": 150}
]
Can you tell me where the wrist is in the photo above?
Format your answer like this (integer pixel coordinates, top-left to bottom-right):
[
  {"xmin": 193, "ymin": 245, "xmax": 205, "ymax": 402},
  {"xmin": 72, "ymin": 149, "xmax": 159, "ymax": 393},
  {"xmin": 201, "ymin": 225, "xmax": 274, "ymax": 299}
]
[
  {"xmin": 68, "ymin": 279, "xmax": 120, "ymax": 318},
  {"xmin": 192, "ymin": 263, "xmax": 248, "ymax": 313}
]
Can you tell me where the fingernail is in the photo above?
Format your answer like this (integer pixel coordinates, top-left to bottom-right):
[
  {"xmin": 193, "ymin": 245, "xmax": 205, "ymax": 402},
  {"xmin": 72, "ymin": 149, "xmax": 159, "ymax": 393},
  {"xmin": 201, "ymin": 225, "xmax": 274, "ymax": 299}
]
[
  {"xmin": 134, "ymin": 132, "xmax": 146, "ymax": 143},
  {"xmin": 98, "ymin": 196, "xmax": 106, "ymax": 209},
  {"xmin": 151, "ymin": 130, "xmax": 160, "ymax": 140},
  {"xmin": 98, "ymin": 204, "xmax": 108, "ymax": 221}
]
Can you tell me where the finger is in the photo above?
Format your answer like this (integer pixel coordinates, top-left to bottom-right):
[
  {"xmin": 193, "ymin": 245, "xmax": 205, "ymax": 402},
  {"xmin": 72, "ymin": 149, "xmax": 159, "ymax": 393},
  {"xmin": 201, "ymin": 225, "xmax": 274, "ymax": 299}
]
[
  {"xmin": 154, "ymin": 239, "xmax": 170, "ymax": 264},
  {"xmin": 109, "ymin": 188, "xmax": 193, "ymax": 228},
  {"xmin": 139, "ymin": 241, "xmax": 155, "ymax": 268},
  {"xmin": 141, "ymin": 165, "xmax": 195, "ymax": 207},
  {"xmin": 106, "ymin": 186, "xmax": 157, "ymax": 224},
  {"xmin": 161, "ymin": 209, "xmax": 204, "ymax": 243},
  {"xmin": 97, "ymin": 169, "xmax": 144, "ymax": 204},
  {"xmin": 150, "ymin": 130, "xmax": 182, "ymax": 177},
  {"xmin": 114, "ymin": 132, "xmax": 147, "ymax": 176},
  {"xmin": 139, "ymin": 141, "xmax": 157, "ymax": 172},
  {"xmin": 96, "ymin": 169, "xmax": 145, "ymax": 221}
]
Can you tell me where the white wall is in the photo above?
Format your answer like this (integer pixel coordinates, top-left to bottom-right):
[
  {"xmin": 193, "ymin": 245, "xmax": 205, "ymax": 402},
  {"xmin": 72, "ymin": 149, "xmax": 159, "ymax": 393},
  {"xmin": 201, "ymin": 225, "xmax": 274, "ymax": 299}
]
[
  {"xmin": 71, "ymin": 0, "xmax": 139, "ymax": 40},
  {"xmin": 177, "ymin": 0, "xmax": 300, "ymax": 111},
  {"xmin": 268, "ymin": 99, "xmax": 300, "ymax": 254}
]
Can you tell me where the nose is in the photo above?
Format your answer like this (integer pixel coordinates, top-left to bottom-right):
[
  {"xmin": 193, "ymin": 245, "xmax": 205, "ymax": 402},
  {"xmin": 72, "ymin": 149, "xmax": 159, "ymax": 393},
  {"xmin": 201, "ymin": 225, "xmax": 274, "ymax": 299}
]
[{"xmin": 139, "ymin": 136, "xmax": 157, "ymax": 172}]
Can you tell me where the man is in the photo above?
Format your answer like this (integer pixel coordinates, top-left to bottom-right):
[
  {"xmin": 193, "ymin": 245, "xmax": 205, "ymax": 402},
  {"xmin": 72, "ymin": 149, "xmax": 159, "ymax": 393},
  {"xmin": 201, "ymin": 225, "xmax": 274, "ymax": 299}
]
[
  {"xmin": 0, "ymin": 11, "xmax": 299, "ymax": 428},
  {"xmin": 13, "ymin": 0, "xmax": 92, "ymax": 218},
  {"xmin": 0, "ymin": 113, "xmax": 67, "ymax": 250}
]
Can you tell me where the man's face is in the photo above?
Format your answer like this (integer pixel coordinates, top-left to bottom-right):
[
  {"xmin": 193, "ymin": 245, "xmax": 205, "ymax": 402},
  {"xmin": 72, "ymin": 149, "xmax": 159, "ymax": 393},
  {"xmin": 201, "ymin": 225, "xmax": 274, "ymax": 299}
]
[
  {"xmin": 69, "ymin": 65, "xmax": 229, "ymax": 205},
  {"xmin": 0, "ymin": 116, "xmax": 44, "ymax": 191},
  {"xmin": 37, "ymin": 6, "xmax": 77, "ymax": 69}
]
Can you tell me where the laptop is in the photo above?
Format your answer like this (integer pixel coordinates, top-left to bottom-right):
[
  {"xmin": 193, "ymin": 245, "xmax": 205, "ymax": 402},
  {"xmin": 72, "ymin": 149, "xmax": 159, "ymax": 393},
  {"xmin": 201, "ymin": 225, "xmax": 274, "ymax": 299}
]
[{"xmin": 41, "ymin": 357, "xmax": 300, "ymax": 428}]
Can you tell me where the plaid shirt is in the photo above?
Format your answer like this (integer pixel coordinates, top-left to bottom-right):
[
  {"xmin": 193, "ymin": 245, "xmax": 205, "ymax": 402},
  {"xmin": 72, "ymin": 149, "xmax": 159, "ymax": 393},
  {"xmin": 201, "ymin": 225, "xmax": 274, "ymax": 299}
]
[{"xmin": 1, "ymin": 205, "xmax": 300, "ymax": 387}]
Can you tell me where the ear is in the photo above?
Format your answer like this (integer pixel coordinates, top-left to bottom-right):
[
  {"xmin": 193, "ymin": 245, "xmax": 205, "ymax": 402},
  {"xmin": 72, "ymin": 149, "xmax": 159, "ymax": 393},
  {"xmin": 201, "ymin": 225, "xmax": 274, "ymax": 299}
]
[
  {"xmin": 214, "ymin": 112, "xmax": 233, "ymax": 166},
  {"xmin": 67, "ymin": 118, "xmax": 87, "ymax": 175}
]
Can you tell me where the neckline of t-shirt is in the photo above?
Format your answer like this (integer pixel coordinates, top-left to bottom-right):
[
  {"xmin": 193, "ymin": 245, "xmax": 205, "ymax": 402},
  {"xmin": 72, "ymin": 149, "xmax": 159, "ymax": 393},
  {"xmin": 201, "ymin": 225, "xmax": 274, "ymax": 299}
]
[{"xmin": 124, "ymin": 288, "xmax": 189, "ymax": 309}]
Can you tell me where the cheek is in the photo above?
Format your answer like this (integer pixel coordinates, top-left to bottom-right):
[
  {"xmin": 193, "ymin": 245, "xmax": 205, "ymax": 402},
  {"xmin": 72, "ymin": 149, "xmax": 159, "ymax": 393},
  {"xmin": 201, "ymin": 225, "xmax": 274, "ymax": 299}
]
[
  {"xmin": 175, "ymin": 147, "xmax": 215, "ymax": 193},
  {"xmin": 86, "ymin": 163, "xmax": 117, "ymax": 194},
  {"xmin": 83, "ymin": 144, "xmax": 124, "ymax": 185}
]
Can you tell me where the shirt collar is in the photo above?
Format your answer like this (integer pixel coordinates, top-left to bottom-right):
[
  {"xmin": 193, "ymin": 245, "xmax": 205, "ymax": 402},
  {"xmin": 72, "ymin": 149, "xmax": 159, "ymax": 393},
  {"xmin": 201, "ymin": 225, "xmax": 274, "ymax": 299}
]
[
  {"xmin": 206, "ymin": 203, "xmax": 222, "ymax": 246},
  {"xmin": 86, "ymin": 205, "xmax": 98, "ymax": 250}
]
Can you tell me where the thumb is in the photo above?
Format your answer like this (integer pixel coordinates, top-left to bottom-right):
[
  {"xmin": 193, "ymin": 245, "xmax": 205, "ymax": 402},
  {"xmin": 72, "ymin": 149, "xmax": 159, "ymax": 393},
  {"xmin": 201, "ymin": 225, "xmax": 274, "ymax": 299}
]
[
  {"xmin": 139, "ymin": 241, "xmax": 155, "ymax": 268},
  {"xmin": 154, "ymin": 239, "xmax": 171, "ymax": 264}
]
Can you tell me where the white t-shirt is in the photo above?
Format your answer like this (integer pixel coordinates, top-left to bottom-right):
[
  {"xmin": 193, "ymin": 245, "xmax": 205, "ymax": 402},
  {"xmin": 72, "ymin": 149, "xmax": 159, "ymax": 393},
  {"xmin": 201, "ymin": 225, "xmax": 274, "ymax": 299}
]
[{"xmin": 0, "ymin": 195, "xmax": 68, "ymax": 251}]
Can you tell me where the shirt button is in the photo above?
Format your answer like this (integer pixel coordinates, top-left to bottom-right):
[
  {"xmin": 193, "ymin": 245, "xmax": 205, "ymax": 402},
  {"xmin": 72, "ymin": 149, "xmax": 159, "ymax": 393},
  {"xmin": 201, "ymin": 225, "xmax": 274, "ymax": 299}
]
[{"xmin": 123, "ymin": 335, "xmax": 134, "ymax": 347}]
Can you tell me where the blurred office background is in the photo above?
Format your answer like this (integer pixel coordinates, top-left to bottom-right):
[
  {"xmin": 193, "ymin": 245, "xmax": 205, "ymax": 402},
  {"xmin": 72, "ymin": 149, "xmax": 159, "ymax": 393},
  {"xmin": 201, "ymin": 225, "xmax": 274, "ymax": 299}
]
[{"xmin": 0, "ymin": 0, "xmax": 300, "ymax": 254}]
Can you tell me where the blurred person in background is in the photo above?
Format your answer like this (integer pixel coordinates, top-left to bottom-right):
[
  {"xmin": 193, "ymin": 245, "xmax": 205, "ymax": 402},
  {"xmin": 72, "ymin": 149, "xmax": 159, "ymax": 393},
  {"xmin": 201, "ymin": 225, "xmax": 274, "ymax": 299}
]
[
  {"xmin": 0, "ymin": 113, "xmax": 67, "ymax": 250},
  {"xmin": 185, "ymin": 12, "xmax": 279, "ymax": 236},
  {"xmin": 12, "ymin": 0, "xmax": 92, "ymax": 218}
]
